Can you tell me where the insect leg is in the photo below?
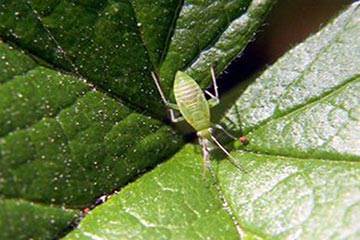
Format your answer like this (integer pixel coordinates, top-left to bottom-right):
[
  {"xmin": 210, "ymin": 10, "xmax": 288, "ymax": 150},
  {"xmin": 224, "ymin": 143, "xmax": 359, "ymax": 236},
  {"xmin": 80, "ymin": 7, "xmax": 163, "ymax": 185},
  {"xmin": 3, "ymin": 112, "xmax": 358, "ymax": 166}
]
[
  {"xmin": 210, "ymin": 66, "xmax": 219, "ymax": 98},
  {"xmin": 151, "ymin": 72, "xmax": 184, "ymax": 123},
  {"xmin": 169, "ymin": 110, "xmax": 184, "ymax": 122},
  {"xmin": 206, "ymin": 66, "xmax": 220, "ymax": 108},
  {"xmin": 151, "ymin": 72, "xmax": 179, "ymax": 110},
  {"xmin": 213, "ymin": 124, "xmax": 237, "ymax": 140}
]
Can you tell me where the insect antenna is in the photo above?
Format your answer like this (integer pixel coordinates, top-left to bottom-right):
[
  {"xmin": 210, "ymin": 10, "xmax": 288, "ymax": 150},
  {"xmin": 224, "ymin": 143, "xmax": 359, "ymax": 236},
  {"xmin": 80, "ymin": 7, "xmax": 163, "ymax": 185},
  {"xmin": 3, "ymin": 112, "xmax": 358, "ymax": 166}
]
[{"xmin": 210, "ymin": 134, "xmax": 246, "ymax": 172}]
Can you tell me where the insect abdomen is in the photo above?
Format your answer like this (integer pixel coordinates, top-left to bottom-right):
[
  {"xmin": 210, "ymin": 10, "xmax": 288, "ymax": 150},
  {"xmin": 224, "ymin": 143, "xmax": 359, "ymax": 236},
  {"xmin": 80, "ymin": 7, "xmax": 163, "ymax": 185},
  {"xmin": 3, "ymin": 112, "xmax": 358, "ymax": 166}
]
[{"xmin": 174, "ymin": 71, "xmax": 211, "ymax": 131}]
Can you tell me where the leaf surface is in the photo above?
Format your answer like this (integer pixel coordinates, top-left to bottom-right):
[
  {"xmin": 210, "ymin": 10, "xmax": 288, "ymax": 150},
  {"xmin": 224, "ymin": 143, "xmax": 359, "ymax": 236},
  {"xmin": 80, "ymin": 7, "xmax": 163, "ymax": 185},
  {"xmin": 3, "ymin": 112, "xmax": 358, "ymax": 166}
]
[
  {"xmin": 0, "ymin": 0, "xmax": 273, "ymax": 238},
  {"xmin": 0, "ymin": 0, "xmax": 274, "ymax": 114},
  {"xmin": 0, "ymin": 198, "xmax": 76, "ymax": 240},
  {"xmin": 217, "ymin": 3, "xmax": 360, "ymax": 238},
  {"xmin": 222, "ymin": 2, "xmax": 360, "ymax": 133},
  {"xmin": 0, "ymin": 41, "xmax": 182, "ymax": 238},
  {"xmin": 160, "ymin": 0, "xmax": 275, "ymax": 93},
  {"xmin": 219, "ymin": 152, "xmax": 360, "ymax": 239},
  {"xmin": 65, "ymin": 3, "xmax": 360, "ymax": 239},
  {"xmin": 64, "ymin": 145, "xmax": 242, "ymax": 240}
]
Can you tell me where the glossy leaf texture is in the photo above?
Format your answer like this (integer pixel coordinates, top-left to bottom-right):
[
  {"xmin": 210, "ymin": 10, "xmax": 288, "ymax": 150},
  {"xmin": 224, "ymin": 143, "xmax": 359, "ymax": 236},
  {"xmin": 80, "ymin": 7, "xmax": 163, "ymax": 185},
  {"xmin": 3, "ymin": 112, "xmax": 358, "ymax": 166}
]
[
  {"xmin": 65, "ymin": 145, "xmax": 242, "ymax": 240},
  {"xmin": 66, "ymin": 3, "xmax": 360, "ymax": 239},
  {"xmin": 0, "ymin": 0, "xmax": 275, "ymax": 114},
  {"xmin": 159, "ymin": 0, "xmax": 275, "ymax": 94},
  {"xmin": 0, "ymin": 41, "xmax": 182, "ymax": 239},
  {"xmin": 219, "ymin": 2, "xmax": 360, "ymax": 239},
  {"xmin": 0, "ymin": 0, "xmax": 274, "ymax": 239},
  {"xmin": 222, "ymin": 1, "xmax": 360, "ymax": 134}
]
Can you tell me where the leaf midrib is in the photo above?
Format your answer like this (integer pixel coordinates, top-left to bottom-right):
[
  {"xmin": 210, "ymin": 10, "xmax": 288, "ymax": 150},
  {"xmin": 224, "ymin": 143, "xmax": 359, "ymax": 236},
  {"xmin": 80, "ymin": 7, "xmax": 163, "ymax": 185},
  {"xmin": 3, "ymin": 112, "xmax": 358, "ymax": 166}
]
[
  {"xmin": 19, "ymin": 1, "xmax": 256, "ymax": 119},
  {"xmin": 244, "ymin": 74, "xmax": 360, "ymax": 140},
  {"xmin": 181, "ymin": 2, "xmax": 252, "ymax": 72},
  {"xmin": 158, "ymin": 0, "xmax": 184, "ymax": 67},
  {"xmin": 230, "ymin": 149, "xmax": 360, "ymax": 166},
  {"xmin": 237, "ymin": 4, "xmax": 359, "ymax": 135},
  {"xmin": 18, "ymin": 1, "xmax": 157, "ymax": 116},
  {"xmin": 272, "ymin": 5, "xmax": 356, "ymax": 116}
]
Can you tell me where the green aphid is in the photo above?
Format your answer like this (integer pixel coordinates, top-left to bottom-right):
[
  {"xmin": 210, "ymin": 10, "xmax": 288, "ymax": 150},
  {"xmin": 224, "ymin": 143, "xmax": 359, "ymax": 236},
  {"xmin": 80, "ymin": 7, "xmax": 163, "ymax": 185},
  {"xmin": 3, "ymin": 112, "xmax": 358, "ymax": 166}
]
[
  {"xmin": 151, "ymin": 68, "xmax": 243, "ymax": 175},
  {"xmin": 152, "ymin": 68, "xmax": 245, "ymax": 237}
]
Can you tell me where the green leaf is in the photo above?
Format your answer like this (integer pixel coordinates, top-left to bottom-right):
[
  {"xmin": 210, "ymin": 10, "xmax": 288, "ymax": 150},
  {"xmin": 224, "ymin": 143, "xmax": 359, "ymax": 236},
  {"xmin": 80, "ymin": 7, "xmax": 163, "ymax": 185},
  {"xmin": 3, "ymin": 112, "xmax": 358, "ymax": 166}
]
[
  {"xmin": 160, "ymin": 0, "xmax": 275, "ymax": 94},
  {"xmin": 0, "ymin": 0, "xmax": 274, "ymax": 114},
  {"xmin": 242, "ymin": 79, "xmax": 360, "ymax": 161},
  {"xmin": 219, "ymin": 152, "xmax": 360, "ymax": 239},
  {"xmin": 0, "ymin": 0, "xmax": 274, "ymax": 238},
  {"xmin": 131, "ymin": 0, "xmax": 182, "ymax": 68},
  {"xmin": 217, "ymin": 3, "xmax": 360, "ymax": 238},
  {"xmin": 0, "ymin": 41, "xmax": 182, "ymax": 238},
  {"xmin": 64, "ymin": 145, "xmax": 243, "ymax": 240},
  {"xmin": 65, "ymin": 3, "xmax": 360, "ymax": 239},
  {"xmin": 0, "ymin": 198, "xmax": 76, "ymax": 240},
  {"xmin": 222, "ymin": 2, "xmax": 360, "ymax": 134}
]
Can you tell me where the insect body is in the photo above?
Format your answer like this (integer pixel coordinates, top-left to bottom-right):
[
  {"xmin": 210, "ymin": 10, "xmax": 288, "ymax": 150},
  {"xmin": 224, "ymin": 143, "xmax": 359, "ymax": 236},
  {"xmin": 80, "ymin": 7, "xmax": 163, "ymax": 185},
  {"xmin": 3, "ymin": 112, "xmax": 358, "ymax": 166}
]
[
  {"xmin": 151, "ymin": 69, "xmax": 242, "ymax": 174},
  {"xmin": 152, "ymin": 69, "xmax": 245, "ymax": 238},
  {"xmin": 173, "ymin": 71, "xmax": 211, "ymax": 137}
]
